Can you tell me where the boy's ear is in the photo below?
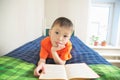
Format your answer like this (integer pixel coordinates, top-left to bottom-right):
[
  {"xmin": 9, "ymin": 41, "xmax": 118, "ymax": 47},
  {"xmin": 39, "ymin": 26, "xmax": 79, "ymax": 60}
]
[{"xmin": 48, "ymin": 29, "xmax": 51, "ymax": 36}]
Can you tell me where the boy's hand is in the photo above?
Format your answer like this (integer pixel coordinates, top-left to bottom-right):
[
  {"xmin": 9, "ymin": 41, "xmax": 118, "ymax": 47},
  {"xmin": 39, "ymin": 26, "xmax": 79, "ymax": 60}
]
[
  {"xmin": 52, "ymin": 43, "xmax": 65, "ymax": 51},
  {"xmin": 34, "ymin": 63, "xmax": 45, "ymax": 77}
]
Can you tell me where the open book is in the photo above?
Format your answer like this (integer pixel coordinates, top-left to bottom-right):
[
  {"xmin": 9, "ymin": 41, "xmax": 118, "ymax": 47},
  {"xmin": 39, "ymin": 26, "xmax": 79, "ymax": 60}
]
[{"xmin": 39, "ymin": 63, "xmax": 99, "ymax": 80}]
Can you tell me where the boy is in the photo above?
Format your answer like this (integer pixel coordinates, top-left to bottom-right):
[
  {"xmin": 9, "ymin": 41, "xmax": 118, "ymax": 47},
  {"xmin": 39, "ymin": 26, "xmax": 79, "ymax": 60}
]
[{"xmin": 34, "ymin": 17, "xmax": 74, "ymax": 76}]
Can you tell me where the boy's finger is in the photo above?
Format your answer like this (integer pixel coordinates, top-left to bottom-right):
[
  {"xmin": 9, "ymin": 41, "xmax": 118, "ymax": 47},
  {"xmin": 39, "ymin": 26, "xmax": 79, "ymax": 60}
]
[
  {"xmin": 42, "ymin": 66, "xmax": 46, "ymax": 74},
  {"xmin": 34, "ymin": 70, "xmax": 40, "ymax": 76}
]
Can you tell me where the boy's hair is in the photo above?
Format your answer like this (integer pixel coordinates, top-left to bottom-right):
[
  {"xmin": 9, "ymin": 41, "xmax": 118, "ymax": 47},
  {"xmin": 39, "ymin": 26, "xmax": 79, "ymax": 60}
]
[{"xmin": 51, "ymin": 17, "xmax": 73, "ymax": 30}]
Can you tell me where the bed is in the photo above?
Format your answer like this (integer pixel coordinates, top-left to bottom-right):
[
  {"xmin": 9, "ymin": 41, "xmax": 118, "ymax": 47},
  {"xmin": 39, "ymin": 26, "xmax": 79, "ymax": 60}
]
[{"xmin": 0, "ymin": 34, "xmax": 120, "ymax": 80}]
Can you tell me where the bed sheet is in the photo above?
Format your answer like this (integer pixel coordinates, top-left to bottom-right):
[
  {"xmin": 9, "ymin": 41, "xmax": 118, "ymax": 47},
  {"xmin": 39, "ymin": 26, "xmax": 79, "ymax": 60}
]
[
  {"xmin": 0, "ymin": 56, "xmax": 120, "ymax": 80},
  {"xmin": 89, "ymin": 64, "xmax": 120, "ymax": 80},
  {"xmin": 0, "ymin": 56, "xmax": 37, "ymax": 80},
  {"xmin": 6, "ymin": 36, "xmax": 45, "ymax": 65},
  {"xmin": 66, "ymin": 36, "xmax": 111, "ymax": 64},
  {"xmin": 6, "ymin": 36, "xmax": 110, "ymax": 65}
]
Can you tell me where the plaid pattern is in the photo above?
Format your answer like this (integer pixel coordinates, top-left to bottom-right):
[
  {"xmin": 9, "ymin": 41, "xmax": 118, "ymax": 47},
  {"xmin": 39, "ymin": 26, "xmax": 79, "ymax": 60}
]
[
  {"xmin": 0, "ymin": 56, "xmax": 120, "ymax": 80},
  {"xmin": 6, "ymin": 36, "xmax": 110, "ymax": 65},
  {"xmin": 89, "ymin": 64, "xmax": 120, "ymax": 80},
  {"xmin": 67, "ymin": 36, "xmax": 110, "ymax": 65},
  {"xmin": 6, "ymin": 36, "xmax": 45, "ymax": 65},
  {"xmin": 0, "ymin": 56, "xmax": 37, "ymax": 80}
]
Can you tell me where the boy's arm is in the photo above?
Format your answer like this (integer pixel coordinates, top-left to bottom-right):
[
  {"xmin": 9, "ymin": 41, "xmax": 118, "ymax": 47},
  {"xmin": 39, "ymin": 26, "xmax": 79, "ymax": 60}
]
[
  {"xmin": 51, "ymin": 51, "xmax": 66, "ymax": 65},
  {"xmin": 34, "ymin": 58, "xmax": 46, "ymax": 76},
  {"xmin": 38, "ymin": 58, "xmax": 46, "ymax": 65},
  {"xmin": 51, "ymin": 44, "xmax": 66, "ymax": 65}
]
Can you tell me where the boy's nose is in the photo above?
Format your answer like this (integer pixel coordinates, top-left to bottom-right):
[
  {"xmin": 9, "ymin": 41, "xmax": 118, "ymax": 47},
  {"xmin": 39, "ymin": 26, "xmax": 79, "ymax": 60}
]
[{"xmin": 58, "ymin": 36, "xmax": 63, "ymax": 41}]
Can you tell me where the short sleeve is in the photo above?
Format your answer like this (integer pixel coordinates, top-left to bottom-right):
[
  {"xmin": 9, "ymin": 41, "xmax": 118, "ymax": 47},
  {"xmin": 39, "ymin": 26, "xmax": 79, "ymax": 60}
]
[{"xmin": 39, "ymin": 39, "xmax": 49, "ymax": 59}]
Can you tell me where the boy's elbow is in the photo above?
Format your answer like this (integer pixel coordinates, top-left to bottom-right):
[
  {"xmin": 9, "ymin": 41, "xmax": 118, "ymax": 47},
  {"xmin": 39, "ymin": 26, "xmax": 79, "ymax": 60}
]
[
  {"xmin": 60, "ymin": 63, "xmax": 65, "ymax": 65},
  {"xmin": 57, "ymin": 61, "xmax": 66, "ymax": 65}
]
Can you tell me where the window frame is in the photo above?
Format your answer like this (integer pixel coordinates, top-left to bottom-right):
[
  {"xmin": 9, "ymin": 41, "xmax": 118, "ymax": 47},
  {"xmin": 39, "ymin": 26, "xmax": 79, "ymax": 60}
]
[
  {"xmin": 88, "ymin": 0, "xmax": 120, "ymax": 47},
  {"xmin": 91, "ymin": 3, "xmax": 114, "ymax": 45}
]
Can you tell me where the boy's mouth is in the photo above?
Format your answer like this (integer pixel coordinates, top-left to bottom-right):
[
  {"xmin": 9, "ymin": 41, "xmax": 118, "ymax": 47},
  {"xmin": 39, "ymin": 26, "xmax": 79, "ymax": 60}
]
[
  {"xmin": 56, "ymin": 42, "xmax": 63, "ymax": 45},
  {"xmin": 54, "ymin": 42, "xmax": 62, "ymax": 47}
]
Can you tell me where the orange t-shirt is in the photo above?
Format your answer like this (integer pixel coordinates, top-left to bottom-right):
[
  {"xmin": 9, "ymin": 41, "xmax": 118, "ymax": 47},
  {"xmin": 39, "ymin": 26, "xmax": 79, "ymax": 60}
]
[{"xmin": 40, "ymin": 36, "xmax": 72, "ymax": 60}]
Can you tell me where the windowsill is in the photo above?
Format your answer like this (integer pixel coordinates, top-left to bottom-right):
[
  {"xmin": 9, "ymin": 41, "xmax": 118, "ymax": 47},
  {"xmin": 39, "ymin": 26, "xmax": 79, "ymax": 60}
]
[{"xmin": 88, "ymin": 45, "xmax": 120, "ymax": 50}]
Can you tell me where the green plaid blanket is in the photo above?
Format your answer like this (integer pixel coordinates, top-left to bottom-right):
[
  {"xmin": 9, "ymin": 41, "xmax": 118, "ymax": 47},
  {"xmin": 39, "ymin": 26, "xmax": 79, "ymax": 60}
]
[
  {"xmin": 0, "ymin": 56, "xmax": 120, "ymax": 80},
  {"xmin": 89, "ymin": 64, "xmax": 120, "ymax": 80},
  {"xmin": 0, "ymin": 56, "xmax": 38, "ymax": 80}
]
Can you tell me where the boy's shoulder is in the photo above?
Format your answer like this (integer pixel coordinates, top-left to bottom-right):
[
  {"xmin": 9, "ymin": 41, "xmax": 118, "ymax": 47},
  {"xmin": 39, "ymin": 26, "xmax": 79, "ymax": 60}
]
[
  {"xmin": 66, "ymin": 40, "xmax": 72, "ymax": 47},
  {"xmin": 42, "ymin": 36, "xmax": 50, "ymax": 41},
  {"xmin": 41, "ymin": 36, "xmax": 50, "ymax": 44}
]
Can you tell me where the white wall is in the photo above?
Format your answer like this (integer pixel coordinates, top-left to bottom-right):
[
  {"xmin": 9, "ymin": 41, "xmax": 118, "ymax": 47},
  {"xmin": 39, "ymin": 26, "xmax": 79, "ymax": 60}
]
[
  {"xmin": 118, "ymin": 12, "xmax": 120, "ymax": 46},
  {"xmin": 45, "ymin": 0, "xmax": 90, "ymax": 43},
  {"xmin": 0, "ymin": 0, "xmax": 44, "ymax": 56}
]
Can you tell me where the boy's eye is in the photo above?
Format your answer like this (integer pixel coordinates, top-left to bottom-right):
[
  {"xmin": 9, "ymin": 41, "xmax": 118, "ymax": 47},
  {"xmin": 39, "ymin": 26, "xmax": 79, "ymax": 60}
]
[
  {"xmin": 64, "ymin": 35, "xmax": 68, "ymax": 38},
  {"xmin": 55, "ymin": 31, "xmax": 59, "ymax": 34}
]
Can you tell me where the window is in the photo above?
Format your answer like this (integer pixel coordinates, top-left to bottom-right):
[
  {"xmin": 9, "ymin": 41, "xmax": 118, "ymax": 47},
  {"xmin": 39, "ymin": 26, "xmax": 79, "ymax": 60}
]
[{"xmin": 88, "ymin": 0, "xmax": 120, "ymax": 47}]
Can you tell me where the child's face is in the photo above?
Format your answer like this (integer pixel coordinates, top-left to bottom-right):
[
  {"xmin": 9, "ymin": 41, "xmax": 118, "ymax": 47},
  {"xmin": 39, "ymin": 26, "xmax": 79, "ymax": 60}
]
[{"xmin": 49, "ymin": 24, "xmax": 73, "ymax": 47}]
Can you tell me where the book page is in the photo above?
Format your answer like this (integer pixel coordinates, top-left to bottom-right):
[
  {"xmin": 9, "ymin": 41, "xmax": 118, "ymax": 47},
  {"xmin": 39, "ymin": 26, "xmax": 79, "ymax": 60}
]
[
  {"xmin": 39, "ymin": 64, "xmax": 67, "ymax": 80},
  {"xmin": 65, "ymin": 63, "xmax": 99, "ymax": 79}
]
